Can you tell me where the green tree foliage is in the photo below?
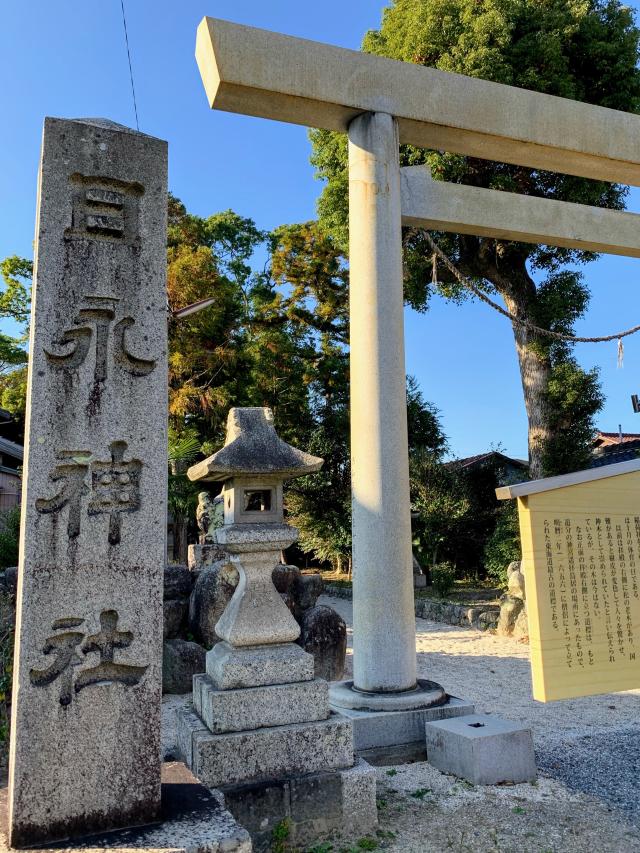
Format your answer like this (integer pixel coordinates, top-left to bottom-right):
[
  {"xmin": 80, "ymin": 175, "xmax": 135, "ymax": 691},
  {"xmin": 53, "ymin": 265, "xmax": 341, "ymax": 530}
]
[
  {"xmin": 168, "ymin": 201, "xmax": 447, "ymax": 569},
  {"xmin": 311, "ymin": 0, "xmax": 640, "ymax": 477},
  {"xmin": 0, "ymin": 257, "xmax": 31, "ymax": 433},
  {"xmin": 0, "ymin": 506, "xmax": 20, "ymax": 570},
  {"xmin": 484, "ymin": 500, "xmax": 521, "ymax": 586}
]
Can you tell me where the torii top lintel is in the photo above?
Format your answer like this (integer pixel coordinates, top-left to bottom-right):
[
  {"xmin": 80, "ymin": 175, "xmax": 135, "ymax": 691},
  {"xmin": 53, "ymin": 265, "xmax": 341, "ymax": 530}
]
[{"xmin": 196, "ymin": 16, "xmax": 640, "ymax": 187}]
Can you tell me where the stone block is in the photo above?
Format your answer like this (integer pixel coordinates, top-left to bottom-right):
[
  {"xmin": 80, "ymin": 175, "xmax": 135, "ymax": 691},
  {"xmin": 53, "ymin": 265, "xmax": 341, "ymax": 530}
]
[
  {"xmin": 194, "ymin": 674, "xmax": 330, "ymax": 733},
  {"xmin": 176, "ymin": 707, "xmax": 209, "ymax": 771},
  {"xmin": 333, "ymin": 695, "xmax": 475, "ymax": 750},
  {"xmin": 179, "ymin": 709, "xmax": 354, "ymax": 787},
  {"xmin": 163, "ymin": 639, "xmax": 206, "ymax": 694},
  {"xmin": 414, "ymin": 574, "xmax": 427, "ymax": 589},
  {"xmin": 188, "ymin": 543, "xmax": 228, "ymax": 577},
  {"xmin": 207, "ymin": 640, "xmax": 314, "ymax": 689},
  {"xmin": 221, "ymin": 759, "xmax": 376, "ymax": 851},
  {"xmin": 424, "ymin": 713, "xmax": 536, "ymax": 785},
  {"xmin": 8, "ymin": 117, "xmax": 168, "ymax": 847},
  {"xmin": 298, "ymin": 605, "xmax": 347, "ymax": 682}
]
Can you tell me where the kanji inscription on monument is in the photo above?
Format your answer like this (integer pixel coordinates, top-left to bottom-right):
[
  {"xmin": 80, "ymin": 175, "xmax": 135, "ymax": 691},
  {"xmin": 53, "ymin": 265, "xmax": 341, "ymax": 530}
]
[
  {"xmin": 8, "ymin": 118, "xmax": 168, "ymax": 847},
  {"xmin": 497, "ymin": 460, "xmax": 640, "ymax": 702}
]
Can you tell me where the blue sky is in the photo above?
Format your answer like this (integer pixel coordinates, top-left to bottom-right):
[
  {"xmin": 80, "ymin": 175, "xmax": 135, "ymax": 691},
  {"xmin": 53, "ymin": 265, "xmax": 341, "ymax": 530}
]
[{"xmin": 3, "ymin": 0, "xmax": 640, "ymax": 461}]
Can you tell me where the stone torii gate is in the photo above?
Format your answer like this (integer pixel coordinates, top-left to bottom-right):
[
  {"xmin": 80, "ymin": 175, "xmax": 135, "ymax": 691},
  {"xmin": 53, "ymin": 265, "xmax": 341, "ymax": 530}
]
[{"xmin": 195, "ymin": 17, "xmax": 640, "ymax": 725}]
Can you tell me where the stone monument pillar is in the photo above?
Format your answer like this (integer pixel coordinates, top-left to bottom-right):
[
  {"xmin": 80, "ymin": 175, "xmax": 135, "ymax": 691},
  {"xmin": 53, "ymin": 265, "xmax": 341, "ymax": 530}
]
[
  {"xmin": 8, "ymin": 118, "xmax": 168, "ymax": 846},
  {"xmin": 177, "ymin": 408, "xmax": 377, "ymax": 847}
]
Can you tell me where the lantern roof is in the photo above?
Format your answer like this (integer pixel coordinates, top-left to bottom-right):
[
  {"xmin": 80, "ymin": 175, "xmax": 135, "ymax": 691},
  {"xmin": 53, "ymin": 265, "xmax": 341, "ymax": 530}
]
[{"xmin": 187, "ymin": 407, "xmax": 323, "ymax": 483}]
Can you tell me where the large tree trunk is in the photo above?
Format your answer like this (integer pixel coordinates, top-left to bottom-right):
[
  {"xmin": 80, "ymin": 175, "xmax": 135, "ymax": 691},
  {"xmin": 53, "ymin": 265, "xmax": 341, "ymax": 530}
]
[
  {"xmin": 468, "ymin": 242, "xmax": 552, "ymax": 479},
  {"xmin": 502, "ymin": 292, "xmax": 552, "ymax": 480}
]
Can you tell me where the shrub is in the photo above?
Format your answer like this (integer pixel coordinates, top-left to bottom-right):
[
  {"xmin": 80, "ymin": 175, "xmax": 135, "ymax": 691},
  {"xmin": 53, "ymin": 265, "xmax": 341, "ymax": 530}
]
[
  {"xmin": 431, "ymin": 562, "xmax": 455, "ymax": 598},
  {"xmin": 484, "ymin": 501, "xmax": 521, "ymax": 587},
  {"xmin": 0, "ymin": 506, "xmax": 20, "ymax": 570}
]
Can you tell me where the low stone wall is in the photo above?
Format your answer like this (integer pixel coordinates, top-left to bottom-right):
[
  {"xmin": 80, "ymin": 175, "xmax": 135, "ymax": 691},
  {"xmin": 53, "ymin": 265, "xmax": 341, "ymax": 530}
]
[
  {"xmin": 415, "ymin": 597, "xmax": 499, "ymax": 631},
  {"xmin": 324, "ymin": 583, "xmax": 500, "ymax": 632}
]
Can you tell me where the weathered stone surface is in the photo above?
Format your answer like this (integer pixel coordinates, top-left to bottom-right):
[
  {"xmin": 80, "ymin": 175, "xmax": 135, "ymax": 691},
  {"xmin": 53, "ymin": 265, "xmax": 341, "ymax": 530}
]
[
  {"xmin": 298, "ymin": 605, "xmax": 347, "ymax": 682},
  {"xmin": 163, "ymin": 639, "xmax": 206, "ymax": 695},
  {"xmin": 292, "ymin": 573, "xmax": 324, "ymax": 611},
  {"xmin": 164, "ymin": 599, "xmax": 188, "ymax": 640},
  {"xmin": 497, "ymin": 594, "xmax": 525, "ymax": 637},
  {"xmin": 272, "ymin": 563, "xmax": 301, "ymax": 595},
  {"xmin": 221, "ymin": 758, "xmax": 377, "ymax": 852},
  {"xmin": 179, "ymin": 708, "xmax": 354, "ymax": 786},
  {"xmin": 194, "ymin": 674, "xmax": 330, "ymax": 733},
  {"xmin": 425, "ymin": 713, "xmax": 536, "ymax": 785},
  {"xmin": 189, "ymin": 560, "xmax": 238, "ymax": 648},
  {"xmin": 187, "ymin": 407, "xmax": 323, "ymax": 483},
  {"xmin": 164, "ymin": 564, "xmax": 193, "ymax": 600},
  {"xmin": 507, "ymin": 560, "xmax": 526, "ymax": 599},
  {"xmin": 3, "ymin": 567, "xmax": 17, "ymax": 596},
  {"xmin": 513, "ymin": 604, "xmax": 529, "ymax": 639},
  {"xmin": 8, "ymin": 118, "xmax": 167, "ymax": 847},
  {"xmin": 207, "ymin": 640, "xmax": 314, "ymax": 689},
  {"xmin": 188, "ymin": 543, "xmax": 227, "ymax": 577}
]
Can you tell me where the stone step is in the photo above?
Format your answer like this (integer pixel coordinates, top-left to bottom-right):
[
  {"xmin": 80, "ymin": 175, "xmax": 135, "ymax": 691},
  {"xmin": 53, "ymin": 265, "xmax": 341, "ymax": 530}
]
[
  {"xmin": 193, "ymin": 674, "xmax": 330, "ymax": 733},
  {"xmin": 207, "ymin": 641, "xmax": 314, "ymax": 689},
  {"xmin": 178, "ymin": 707, "xmax": 354, "ymax": 787}
]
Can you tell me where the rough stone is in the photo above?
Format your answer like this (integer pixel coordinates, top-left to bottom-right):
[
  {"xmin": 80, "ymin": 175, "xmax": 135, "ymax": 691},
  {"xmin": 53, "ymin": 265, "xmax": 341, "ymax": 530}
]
[
  {"xmin": 178, "ymin": 708, "xmax": 354, "ymax": 787},
  {"xmin": 292, "ymin": 572, "xmax": 324, "ymax": 612},
  {"xmin": 272, "ymin": 563, "xmax": 301, "ymax": 595},
  {"xmin": 163, "ymin": 639, "xmax": 206, "ymax": 695},
  {"xmin": 507, "ymin": 560, "xmax": 526, "ymax": 599},
  {"xmin": 193, "ymin": 674, "xmax": 330, "ymax": 733},
  {"xmin": 497, "ymin": 594, "xmax": 525, "ymax": 637},
  {"xmin": 164, "ymin": 563, "xmax": 193, "ymax": 600},
  {"xmin": 298, "ymin": 604, "xmax": 347, "ymax": 682},
  {"xmin": 425, "ymin": 713, "xmax": 536, "ymax": 785},
  {"xmin": 8, "ymin": 118, "xmax": 168, "ymax": 847},
  {"xmin": 189, "ymin": 560, "xmax": 238, "ymax": 647},
  {"xmin": 164, "ymin": 598, "xmax": 189, "ymax": 640},
  {"xmin": 334, "ymin": 695, "xmax": 475, "ymax": 751},
  {"xmin": 2, "ymin": 567, "xmax": 16, "ymax": 596},
  {"xmin": 207, "ymin": 640, "xmax": 314, "ymax": 689},
  {"xmin": 513, "ymin": 605, "xmax": 529, "ymax": 639}
]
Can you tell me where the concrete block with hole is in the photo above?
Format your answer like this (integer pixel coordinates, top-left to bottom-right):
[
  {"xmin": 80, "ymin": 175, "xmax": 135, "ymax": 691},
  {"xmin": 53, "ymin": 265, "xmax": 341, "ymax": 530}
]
[{"xmin": 425, "ymin": 713, "xmax": 536, "ymax": 785}]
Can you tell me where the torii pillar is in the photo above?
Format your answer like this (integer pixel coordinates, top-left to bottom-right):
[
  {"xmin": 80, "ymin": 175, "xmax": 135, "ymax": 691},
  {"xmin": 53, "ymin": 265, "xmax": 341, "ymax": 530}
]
[{"xmin": 194, "ymin": 15, "xmax": 640, "ymax": 736}]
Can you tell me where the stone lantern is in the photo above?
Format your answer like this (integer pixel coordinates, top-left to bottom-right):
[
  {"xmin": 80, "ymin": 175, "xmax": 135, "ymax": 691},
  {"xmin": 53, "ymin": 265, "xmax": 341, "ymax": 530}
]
[
  {"xmin": 178, "ymin": 407, "xmax": 378, "ymax": 839},
  {"xmin": 187, "ymin": 406, "xmax": 323, "ymax": 651}
]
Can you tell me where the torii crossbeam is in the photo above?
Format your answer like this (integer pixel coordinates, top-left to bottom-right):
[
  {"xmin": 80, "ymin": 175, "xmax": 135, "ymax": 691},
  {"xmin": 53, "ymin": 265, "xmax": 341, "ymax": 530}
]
[{"xmin": 195, "ymin": 16, "xmax": 640, "ymax": 722}]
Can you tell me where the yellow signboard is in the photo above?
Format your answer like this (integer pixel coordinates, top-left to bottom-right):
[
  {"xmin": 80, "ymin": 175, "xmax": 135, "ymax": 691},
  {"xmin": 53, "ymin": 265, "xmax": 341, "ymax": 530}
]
[{"xmin": 497, "ymin": 460, "xmax": 640, "ymax": 702}]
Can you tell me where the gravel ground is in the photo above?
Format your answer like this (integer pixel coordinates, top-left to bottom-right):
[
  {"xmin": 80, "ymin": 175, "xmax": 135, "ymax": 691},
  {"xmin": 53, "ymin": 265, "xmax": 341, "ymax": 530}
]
[{"xmin": 162, "ymin": 596, "xmax": 640, "ymax": 852}]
